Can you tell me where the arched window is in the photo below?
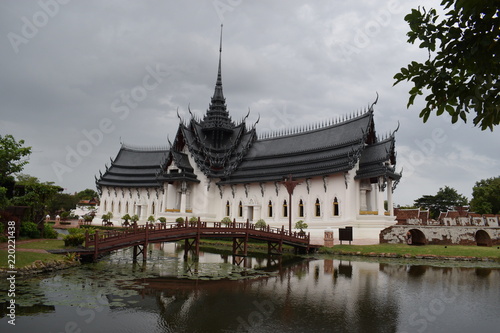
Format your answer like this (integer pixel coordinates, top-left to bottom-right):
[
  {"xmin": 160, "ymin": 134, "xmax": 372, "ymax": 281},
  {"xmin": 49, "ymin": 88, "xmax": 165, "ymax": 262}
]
[
  {"xmin": 299, "ymin": 199, "xmax": 304, "ymax": 217},
  {"xmin": 104, "ymin": 200, "xmax": 107, "ymax": 212},
  {"xmin": 118, "ymin": 201, "xmax": 121, "ymax": 214},
  {"xmin": 333, "ymin": 197, "xmax": 339, "ymax": 216},
  {"xmin": 238, "ymin": 201, "xmax": 243, "ymax": 217},
  {"xmin": 152, "ymin": 202, "xmax": 155, "ymax": 215},
  {"xmin": 283, "ymin": 200, "xmax": 288, "ymax": 217},
  {"xmin": 226, "ymin": 200, "xmax": 230, "ymax": 216},
  {"xmin": 268, "ymin": 200, "xmax": 273, "ymax": 217},
  {"xmin": 126, "ymin": 202, "xmax": 129, "ymax": 214},
  {"xmin": 315, "ymin": 198, "xmax": 321, "ymax": 217},
  {"xmin": 111, "ymin": 201, "xmax": 114, "ymax": 213}
]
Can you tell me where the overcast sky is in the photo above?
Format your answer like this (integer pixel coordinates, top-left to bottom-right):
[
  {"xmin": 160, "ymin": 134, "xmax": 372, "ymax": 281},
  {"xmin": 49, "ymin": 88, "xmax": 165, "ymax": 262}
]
[{"xmin": 1, "ymin": 0, "xmax": 498, "ymax": 206}]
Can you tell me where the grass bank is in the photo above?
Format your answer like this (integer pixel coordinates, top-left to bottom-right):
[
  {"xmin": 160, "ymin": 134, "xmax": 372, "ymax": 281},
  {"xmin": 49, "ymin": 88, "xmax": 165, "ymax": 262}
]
[
  {"xmin": 319, "ymin": 244, "xmax": 500, "ymax": 261},
  {"xmin": 0, "ymin": 239, "xmax": 69, "ymax": 269},
  {"xmin": 0, "ymin": 250, "xmax": 63, "ymax": 268}
]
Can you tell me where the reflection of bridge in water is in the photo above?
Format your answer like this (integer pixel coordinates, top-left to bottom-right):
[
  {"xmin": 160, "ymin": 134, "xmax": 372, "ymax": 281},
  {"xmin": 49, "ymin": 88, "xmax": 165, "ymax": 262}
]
[{"xmin": 84, "ymin": 220, "xmax": 320, "ymax": 261}]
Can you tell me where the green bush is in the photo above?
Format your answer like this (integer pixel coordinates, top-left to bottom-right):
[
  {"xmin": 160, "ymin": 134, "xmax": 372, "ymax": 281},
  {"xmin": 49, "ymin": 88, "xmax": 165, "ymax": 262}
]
[
  {"xmin": 221, "ymin": 217, "xmax": 232, "ymax": 225},
  {"xmin": 0, "ymin": 234, "xmax": 7, "ymax": 243},
  {"xmin": 43, "ymin": 224, "xmax": 58, "ymax": 239},
  {"xmin": 295, "ymin": 220, "xmax": 308, "ymax": 231},
  {"xmin": 176, "ymin": 217, "xmax": 185, "ymax": 224},
  {"xmin": 63, "ymin": 233, "xmax": 85, "ymax": 247},
  {"xmin": 20, "ymin": 222, "xmax": 40, "ymax": 238},
  {"xmin": 255, "ymin": 219, "xmax": 266, "ymax": 229},
  {"xmin": 158, "ymin": 217, "xmax": 166, "ymax": 223}
]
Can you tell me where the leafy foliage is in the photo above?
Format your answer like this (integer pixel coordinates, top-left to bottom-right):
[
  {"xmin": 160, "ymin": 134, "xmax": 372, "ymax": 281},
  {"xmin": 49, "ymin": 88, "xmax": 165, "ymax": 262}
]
[
  {"xmin": 255, "ymin": 219, "xmax": 266, "ymax": 229},
  {"xmin": 0, "ymin": 134, "xmax": 32, "ymax": 184},
  {"xmin": 43, "ymin": 224, "xmax": 59, "ymax": 239},
  {"xmin": 63, "ymin": 233, "xmax": 85, "ymax": 247},
  {"xmin": 0, "ymin": 186, "xmax": 9, "ymax": 210},
  {"xmin": 76, "ymin": 188, "xmax": 99, "ymax": 201},
  {"xmin": 414, "ymin": 186, "xmax": 468, "ymax": 218},
  {"xmin": 294, "ymin": 220, "xmax": 308, "ymax": 231},
  {"xmin": 158, "ymin": 217, "xmax": 166, "ymax": 223},
  {"xmin": 20, "ymin": 222, "xmax": 40, "ymax": 238},
  {"xmin": 470, "ymin": 176, "xmax": 500, "ymax": 214},
  {"xmin": 394, "ymin": 0, "xmax": 500, "ymax": 130},
  {"xmin": 10, "ymin": 175, "xmax": 63, "ymax": 222},
  {"xmin": 221, "ymin": 217, "xmax": 232, "ymax": 225}
]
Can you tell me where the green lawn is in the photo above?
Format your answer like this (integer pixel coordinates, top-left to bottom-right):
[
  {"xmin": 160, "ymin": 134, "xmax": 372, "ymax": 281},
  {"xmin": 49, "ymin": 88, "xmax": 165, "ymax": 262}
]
[
  {"xmin": 0, "ymin": 239, "xmax": 69, "ymax": 269},
  {"xmin": 0, "ymin": 250, "xmax": 63, "ymax": 269},
  {"xmin": 17, "ymin": 239, "xmax": 66, "ymax": 250},
  {"xmin": 320, "ymin": 244, "xmax": 500, "ymax": 259}
]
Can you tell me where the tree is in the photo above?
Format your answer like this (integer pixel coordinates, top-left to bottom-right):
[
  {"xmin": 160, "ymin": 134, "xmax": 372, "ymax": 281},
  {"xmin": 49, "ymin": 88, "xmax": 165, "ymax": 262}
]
[
  {"xmin": 414, "ymin": 186, "xmax": 468, "ymax": 218},
  {"xmin": 47, "ymin": 192, "xmax": 79, "ymax": 214},
  {"xmin": 394, "ymin": 0, "xmax": 500, "ymax": 130},
  {"xmin": 76, "ymin": 188, "xmax": 99, "ymax": 201},
  {"xmin": 470, "ymin": 176, "xmax": 500, "ymax": 214},
  {"xmin": 0, "ymin": 134, "xmax": 32, "ymax": 184},
  {"xmin": 10, "ymin": 177, "xmax": 63, "ymax": 222}
]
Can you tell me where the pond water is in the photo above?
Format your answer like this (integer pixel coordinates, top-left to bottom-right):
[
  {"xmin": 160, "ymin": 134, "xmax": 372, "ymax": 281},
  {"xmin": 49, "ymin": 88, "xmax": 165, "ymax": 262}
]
[{"xmin": 1, "ymin": 243, "xmax": 499, "ymax": 333}]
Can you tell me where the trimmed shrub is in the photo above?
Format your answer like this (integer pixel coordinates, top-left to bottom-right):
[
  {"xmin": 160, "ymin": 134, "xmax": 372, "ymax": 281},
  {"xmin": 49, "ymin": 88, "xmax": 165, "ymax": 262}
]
[
  {"xmin": 221, "ymin": 217, "xmax": 232, "ymax": 226},
  {"xmin": 20, "ymin": 222, "xmax": 40, "ymax": 238},
  {"xmin": 176, "ymin": 217, "xmax": 185, "ymax": 225},
  {"xmin": 64, "ymin": 233, "xmax": 85, "ymax": 247},
  {"xmin": 158, "ymin": 217, "xmax": 166, "ymax": 223},
  {"xmin": 255, "ymin": 219, "xmax": 266, "ymax": 229},
  {"xmin": 43, "ymin": 224, "xmax": 58, "ymax": 239}
]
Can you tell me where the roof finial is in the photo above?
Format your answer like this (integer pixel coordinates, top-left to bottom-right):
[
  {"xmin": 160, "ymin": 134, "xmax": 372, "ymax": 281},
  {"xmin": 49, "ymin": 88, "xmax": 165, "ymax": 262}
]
[{"xmin": 220, "ymin": 24, "xmax": 223, "ymax": 54}]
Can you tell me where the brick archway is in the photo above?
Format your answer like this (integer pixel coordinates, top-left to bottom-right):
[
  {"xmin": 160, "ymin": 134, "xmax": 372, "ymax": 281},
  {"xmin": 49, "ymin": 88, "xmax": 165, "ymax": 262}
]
[
  {"xmin": 475, "ymin": 230, "xmax": 492, "ymax": 247},
  {"xmin": 407, "ymin": 229, "xmax": 426, "ymax": 245}
]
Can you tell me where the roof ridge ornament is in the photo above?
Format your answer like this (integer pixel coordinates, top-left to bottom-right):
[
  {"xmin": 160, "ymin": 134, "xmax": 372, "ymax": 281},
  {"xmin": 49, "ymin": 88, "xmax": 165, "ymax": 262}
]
[{"xmin": 370, "ymin": 92, "xmax": 379, "ymax": 111}]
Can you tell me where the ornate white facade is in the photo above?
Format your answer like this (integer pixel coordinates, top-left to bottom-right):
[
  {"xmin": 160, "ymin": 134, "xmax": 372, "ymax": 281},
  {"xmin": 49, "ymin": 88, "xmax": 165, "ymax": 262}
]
[{"xmin": 96, "ymin": 33, "xmax": 401, "ymax": 242}]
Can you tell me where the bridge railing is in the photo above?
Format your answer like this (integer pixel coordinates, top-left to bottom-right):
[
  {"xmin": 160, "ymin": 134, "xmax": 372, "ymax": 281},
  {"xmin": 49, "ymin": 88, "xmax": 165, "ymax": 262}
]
[{"xmin": 85, "ymin": 220, "xmax": 310, "ymax": 248}]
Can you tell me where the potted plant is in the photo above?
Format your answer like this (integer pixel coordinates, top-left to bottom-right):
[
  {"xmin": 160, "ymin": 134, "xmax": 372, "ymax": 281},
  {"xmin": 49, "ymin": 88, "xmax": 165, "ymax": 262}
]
[
  {"xmin": 221, "ymin": 217, "xmax": 232, "ymax": 226},
  {"xmin": 121, "ymin": 213, "xmax": 131, "ymax": 227},
  {"xmin": 176, "ymin": 217, "xmax": 185, "ymax": 226},
  {"xmin": 130, "ymin": 214, "xmax": 139, "ymax": 226},
  {"xmin": 294, "ymin": 220, "xmax": 308, "ymax": 236},
  {"xmin": 255, "ymin": 219, "xmax": 266, "ymax": 230},
  {"xmin": 189, "ymin": 216, "xmax": 198, "ymax": 227},
  {"xmin": 158, "ymin": 217, "xmax": 166, "ymax": 224},
  {"xmin": 147, "ymin": 215, "xmax": 156, "ymax": 226}
]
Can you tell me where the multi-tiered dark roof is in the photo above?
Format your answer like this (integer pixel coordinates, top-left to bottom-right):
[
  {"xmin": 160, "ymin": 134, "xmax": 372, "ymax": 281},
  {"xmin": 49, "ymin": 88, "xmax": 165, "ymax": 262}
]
[{"xmin": 96, "ymin": 30, "xmax": 401, "ymax": 191}]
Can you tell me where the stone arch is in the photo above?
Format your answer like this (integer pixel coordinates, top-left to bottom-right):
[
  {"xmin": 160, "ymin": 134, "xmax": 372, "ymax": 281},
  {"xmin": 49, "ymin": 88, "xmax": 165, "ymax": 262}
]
[
  {"xmin": 407, "ymin": 229, "xmax": 426, "ymax": 245},
  {"xmin": 475, "ymin": 230, "xmax": 492, "ymax": 247}
]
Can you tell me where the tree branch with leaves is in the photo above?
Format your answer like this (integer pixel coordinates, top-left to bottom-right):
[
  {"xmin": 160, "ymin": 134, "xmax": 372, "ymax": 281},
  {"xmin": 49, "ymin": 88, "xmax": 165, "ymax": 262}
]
[{"xmin": 394, "ymin": 0, "xmax": 500, "ymax": 130}]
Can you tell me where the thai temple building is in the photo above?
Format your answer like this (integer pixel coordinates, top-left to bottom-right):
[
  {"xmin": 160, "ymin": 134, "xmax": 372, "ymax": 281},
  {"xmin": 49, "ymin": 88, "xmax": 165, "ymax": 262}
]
[{"xmin": 95, "ymin": 29, "xmax": 402, "ymax": 242}]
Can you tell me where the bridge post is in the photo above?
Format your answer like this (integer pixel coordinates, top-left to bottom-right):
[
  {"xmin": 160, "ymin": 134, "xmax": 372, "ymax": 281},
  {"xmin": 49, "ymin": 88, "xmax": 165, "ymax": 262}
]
[
  {"xmin": 93, "ymin": 230, "xmax": 98, "ymax": 261},
  {"xmin": 143, "ymin": 223, "xmax": 149, "ymax": 261}
]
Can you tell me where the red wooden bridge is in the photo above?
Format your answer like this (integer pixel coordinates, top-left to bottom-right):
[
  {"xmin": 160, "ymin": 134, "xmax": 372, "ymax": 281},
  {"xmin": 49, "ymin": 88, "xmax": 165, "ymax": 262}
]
[{"xmin": 84, "ymin": 219, "xmax": 319, "ymax": 261}]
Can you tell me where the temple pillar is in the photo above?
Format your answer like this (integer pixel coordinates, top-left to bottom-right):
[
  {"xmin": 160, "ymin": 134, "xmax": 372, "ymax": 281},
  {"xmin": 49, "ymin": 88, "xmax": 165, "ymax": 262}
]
[
  {"xmin": 166, "ymin": 183, "xmax": 176, "ymax": 210},
  {"xmin": 387, "ymin": 179, "xmax": 394, "ymax": 216},
  {"xmin": 162, "ymin": 183, "xmax": 168, "ymax": 212},
  {"xmin": 377, "ymin": 185, "xmax": 385, "ymax": 216},
  {"xmin": 360, "ymin": 189, "xmax": 367, "ymax": 211},
  {"xmin": 179, "ymin": 181, "xmax": 187, "ymax": 213}
]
